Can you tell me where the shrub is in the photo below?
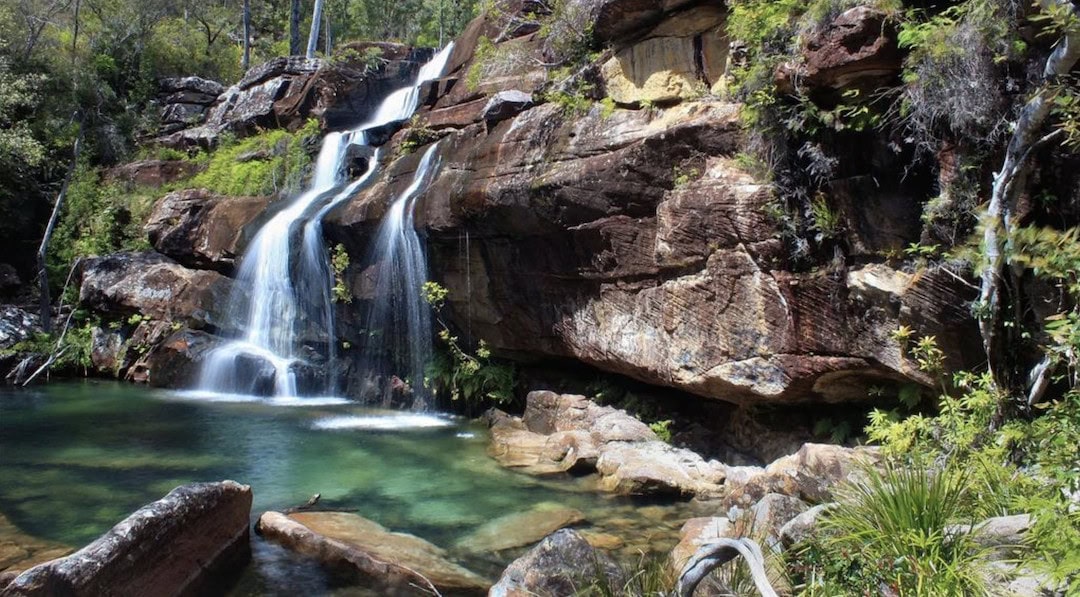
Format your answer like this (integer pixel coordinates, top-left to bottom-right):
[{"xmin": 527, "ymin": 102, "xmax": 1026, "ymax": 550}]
[
  {"xmin": 188, "ymin": 119, "xmax": 319, "ymax": 196},
  {"xmin": 791, "ymin": 462, "xmax": 990, "ymax": 596},
  {"xmin": 421, "ymin": 281, "xmax": 516, "ymax": 410}
]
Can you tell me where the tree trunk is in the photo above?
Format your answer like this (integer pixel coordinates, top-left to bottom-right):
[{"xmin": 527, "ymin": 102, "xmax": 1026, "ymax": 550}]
[
  {"xmin": 324, "ymin": 8, "xmax": 331, "ymax": 56},
  {"xmin": 305, "ymin": 0, "xmax": 324, "ymax": 59},
  {"xmin": 979, "ymin": 0, "xmax": 1080, "ymax": 392},
  {"xmin": 289, "ymin": 0, "xmax": 301, "ymax": 55},
  {"xmin": 37, "ymin": 128, "xmax": 83, "ymax": 334},
  {"xmin": 242, "ymin": 0, "xmax": 251, "ymax": 70}
]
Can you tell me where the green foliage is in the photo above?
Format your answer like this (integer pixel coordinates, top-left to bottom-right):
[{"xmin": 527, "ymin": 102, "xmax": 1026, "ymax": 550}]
[
  {"xmin": 598, "ymin": 97, "xmax": 617, "ymax": 120},
  {"xmin": 399, "ymin": 115, "xmax": 441, "ymax": 155},
  {"xmin": 896, "ymin": 0, "xmax": 1023, "ymax": 146},
  {"xmin": 422, "ymin": 281, "xmax": 516, "ymax": 408},
  {"xmin": 808, "ymin": 193, "xmax": 841, "ymax": 239},
  {"xmin": 465, "ymin": 36, "xmax": 497, "ymax": 91},
  {"xmin": 49, "ymin": 162, "xmax": 157, "ymax": 285},
  {"xmin": 545, "ymin": 84, "xmax": 595, "ymax": 116},
  {"xmin": 648, "ymin": 419, "xmax": 673, "ymax": 443},
  {"xmin": 812, "ymin": 417, "xmax": 852, "ymax": 443},
  {"xmin": 572, "ymin": 553, "xmax": 675, "ymax": 597},
  {"xmin": 189, "ymin": 120, "xmax": 319, "ymax": 196},
  {"xmin": 0, "ymin": 58, "xmax": 47, "ymax": 168},
  {"xmin": 857, "ymin": 222, "xmax": 1080, "ymax": 592},
  {"xmin": 330, "ymin": 46, "xmax": 385, "ymax": 71},
  {"xmin": 331, "ymin": 243, "xmax": 351, "ymax": 304},
  {"xmin": 671, "ymin": 165, "xmax": 701, "ymax": 189},
  {"xmin": 792, "ymin": 463, "xmax": 989, "ymax": 596}
]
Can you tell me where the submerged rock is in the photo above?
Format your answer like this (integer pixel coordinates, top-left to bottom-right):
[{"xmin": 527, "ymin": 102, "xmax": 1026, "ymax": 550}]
[
  {"xmin": 0, "ymin": 514, "xmax": 72, "ymax": 590},
  {"xmin": 489, "ymin": 529, "xmax": 622, "ymax": 597},
  {"xmin": 454, "ymin": 502, "xmax": 586, "ymax": 554},
  {"xmin": 256, "ymin": 510, "xmax": 489, "ymax": 595},
  {"xmin": 3, "ymin": 481, "xmax": 252, "ymax": 596}
]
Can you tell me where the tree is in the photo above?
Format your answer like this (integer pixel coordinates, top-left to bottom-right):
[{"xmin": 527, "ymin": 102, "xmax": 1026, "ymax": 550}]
[
  {"xmin": 242, "ymin": 0, "xmax": 251, "ymax": 70},
  {"xmin": 289, "ymin": 0, "xmax": 300, "ymax": 55},
  {"xmin": 305, "ymin": 0, "xmax": 323, "ymax": 58},
  {"xmin": 978, "ymin": 0, "xmax": 1080, "ymax": 404}
]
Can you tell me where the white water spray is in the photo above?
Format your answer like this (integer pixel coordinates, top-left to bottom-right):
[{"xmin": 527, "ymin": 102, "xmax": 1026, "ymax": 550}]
[{"xmin": 197, "ymin": 44, "xmax": 454, "ymax": 398}]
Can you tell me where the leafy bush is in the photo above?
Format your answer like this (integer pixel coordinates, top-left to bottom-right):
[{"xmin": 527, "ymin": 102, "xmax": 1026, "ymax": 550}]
[
  {"xmin": 48, "ymin": 162, "xmax": 157, "ymax": 285},
  {"xmin": 421, "ymin": 281, "xmax": 516, "ymax": 410},
  {"xmin": 895, "ymin": 0, "xmax": 1022, "ymax": 150}
]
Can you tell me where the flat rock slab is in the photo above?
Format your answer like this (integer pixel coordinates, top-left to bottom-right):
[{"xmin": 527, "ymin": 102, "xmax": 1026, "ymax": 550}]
[
  {"xmin": 454, "ymin": 503, "xmax": 586, "ymax": 554},
  {"xmin": 256, "ymin": 511, "xmax": 489, "ymax": 596},
  {"xmin": 3, "ymin": 480, "xmax": 252, "ymax": 596}
]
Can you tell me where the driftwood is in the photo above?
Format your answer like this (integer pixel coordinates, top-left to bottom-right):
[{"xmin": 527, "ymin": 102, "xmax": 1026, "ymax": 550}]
[
  {"xmin": 676, "ymin": 538, "xmax": 779, "ymax": 597},
  {"xmin": 283, "ymin": 493, "xmax": 322, "ymax": 514}
]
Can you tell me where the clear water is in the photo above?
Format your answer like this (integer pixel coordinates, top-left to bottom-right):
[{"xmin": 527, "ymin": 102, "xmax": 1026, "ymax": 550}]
[{"xmin": 0, "ymin": 382, "xmax": 698, "ymax": 594}]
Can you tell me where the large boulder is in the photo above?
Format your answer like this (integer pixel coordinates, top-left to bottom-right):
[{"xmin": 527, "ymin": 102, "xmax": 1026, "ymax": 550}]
[
  {"xmin": 485, "ymin": 391, "xmax": 727, "ymax": 497},
  {"xmin": 3, "ymin": 481, "xmax": 252, "ymax": 596},
  {"xmin": 145, "ymin": 189, "xmax": 270, "ymax": 272},
  {"xmin": 256, "ymin": 511, "xmax": 489, "ymax": 595},
  {"xmin": 139, "ymin": 328, "xmax": 223, "ymax": 388},
  {"xmin": 331, "ymin": 75, "xmax": 977, "ymax": 405},
  {"xmin": 722, "ymin": 443, "xmax": 879, "ymax": 507},
  {"xmin": 0, "ymin": 306, "xmax": 39, "ymax": 352},
  {"xmin": 489, "ymin": 529, "xmax": 622, "ymax": 597},
  {"xmin": 78, "ymin": 252, "xmax": 233, "ymax": 329},
  {"xmin": 670, "ymin": 517, "xmax": 734, "ymax": 572},
  {"xmin": 158, "ymin": 77, "xmax": 224, "ymax": 133},
  {"xmin": 746, "ymin": 493, "xmax": 809, "ymax": 546},
  {"xmin": 775, "ymin": 7, "xmax": 901, "ymax": 104}
]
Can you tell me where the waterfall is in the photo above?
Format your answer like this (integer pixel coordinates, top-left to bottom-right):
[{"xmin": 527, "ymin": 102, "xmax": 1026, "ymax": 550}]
[
  {"xmin": 360, "ymin": 143, "xmax": 443, "ymax": 406},
  {"xmin": 197, "ymin": 44, "xmax": 454, "ymax": 398}
]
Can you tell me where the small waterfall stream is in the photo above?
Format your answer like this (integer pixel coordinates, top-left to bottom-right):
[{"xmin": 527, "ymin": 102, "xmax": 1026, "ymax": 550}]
[
  {"xmin": 197, "ymin": 44, "xmax": 454, "ymax": 398},
  {"xmin": 361, "ymin": 143, "xmax": 443, "ymax": 405}
]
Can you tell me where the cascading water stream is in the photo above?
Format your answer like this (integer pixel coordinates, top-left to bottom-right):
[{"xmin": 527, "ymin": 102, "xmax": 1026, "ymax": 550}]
[
  {"xmin": 197, "ymin": 43, "xmax": 454, "ymax": 399},
  {"xmin": 360, "ymin": 143, "xmax": 443, "ymax": 407}
]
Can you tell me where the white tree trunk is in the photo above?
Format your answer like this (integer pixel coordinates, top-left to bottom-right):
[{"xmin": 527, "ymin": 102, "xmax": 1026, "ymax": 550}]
[
  {"xmin": 978, "ymin": 0, "xmax": 1080, "ymax": 389},
  {"xmin": 305, "ymin": 0, "xmax": 324, "ymax": 59}
]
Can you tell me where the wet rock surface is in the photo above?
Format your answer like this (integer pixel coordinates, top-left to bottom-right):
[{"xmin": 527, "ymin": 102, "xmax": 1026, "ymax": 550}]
[
  {"xmin": 158, "ymin": 45, "xmax": 431, "ymax": 149},
  {"xmin": 256, "ymin": 510, "xmax": 490, "ymax": 596},
  {"xmin": 2, "ymin": 481, "xmax": 252, "ymax": 596}
]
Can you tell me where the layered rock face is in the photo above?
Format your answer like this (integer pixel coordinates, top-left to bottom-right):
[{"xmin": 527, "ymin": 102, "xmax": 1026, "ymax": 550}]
[
  {"xmin": 158, "ymin": 43, "xmax": 434, "ymax": 149},
  {"xmin": 326, "ymin": 0, "xmax": 979, "ymax": 406}
]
